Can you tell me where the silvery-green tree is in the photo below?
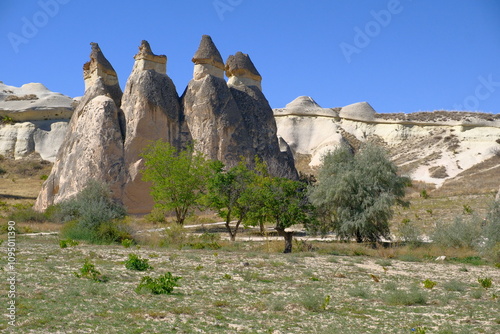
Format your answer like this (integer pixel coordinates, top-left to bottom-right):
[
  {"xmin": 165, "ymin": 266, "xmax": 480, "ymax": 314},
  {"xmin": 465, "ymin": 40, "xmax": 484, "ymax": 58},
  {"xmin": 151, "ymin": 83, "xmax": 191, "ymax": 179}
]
[{"xmin": 309, "ymin": 144, "xmax": 410, "ymax": 243}]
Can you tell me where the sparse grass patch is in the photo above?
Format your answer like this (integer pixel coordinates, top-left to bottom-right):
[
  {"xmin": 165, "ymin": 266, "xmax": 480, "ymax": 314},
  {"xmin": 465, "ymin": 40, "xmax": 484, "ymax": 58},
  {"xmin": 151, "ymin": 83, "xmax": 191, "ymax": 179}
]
[
  {"xmin": 383, "ymin": 287, "xmax": 428, "ymax": 306},
  {"xmin": 443, "ymin": 279, "xmax": 467, "ymax": 292}
]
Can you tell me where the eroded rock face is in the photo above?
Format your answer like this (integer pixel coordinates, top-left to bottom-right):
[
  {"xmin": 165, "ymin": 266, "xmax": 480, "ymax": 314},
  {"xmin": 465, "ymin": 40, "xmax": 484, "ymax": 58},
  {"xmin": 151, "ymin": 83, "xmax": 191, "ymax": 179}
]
[
  {"xmin": 121, "ymin": 41, "xmax": 181, "ymax": 214},
  {"xmin": 182, "ymin": 36, "xmax": 256, "ymax": 166},
  {"xmin": 34, "ymin": 80, "xmax": 125, "ymax": 211},
  {"xmin": 275, "ymin": 96, "xmax": 500, "ymax": 189},
  {"xmin": 83, "ymin": 42, "xmax": 122, "ymax": 107},
  {"xmin": 0, "ymin": 82, "xmax": 74, "ymax": 160}
]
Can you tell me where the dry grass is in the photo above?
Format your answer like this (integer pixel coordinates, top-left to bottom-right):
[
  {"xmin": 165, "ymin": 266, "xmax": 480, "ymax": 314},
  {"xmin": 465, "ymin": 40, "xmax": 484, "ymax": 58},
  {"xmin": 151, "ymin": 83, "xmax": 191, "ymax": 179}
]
[{"xmin": 0, "ymin": 235, "xmax": 498, "ymax": 333}]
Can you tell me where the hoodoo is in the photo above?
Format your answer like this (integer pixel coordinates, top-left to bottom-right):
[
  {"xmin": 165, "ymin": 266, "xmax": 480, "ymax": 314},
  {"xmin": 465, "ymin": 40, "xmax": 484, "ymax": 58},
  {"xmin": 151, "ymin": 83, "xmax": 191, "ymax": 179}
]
[{"xmin": 121, "ymin": 40, "xmax": 181, "ymax": 214}]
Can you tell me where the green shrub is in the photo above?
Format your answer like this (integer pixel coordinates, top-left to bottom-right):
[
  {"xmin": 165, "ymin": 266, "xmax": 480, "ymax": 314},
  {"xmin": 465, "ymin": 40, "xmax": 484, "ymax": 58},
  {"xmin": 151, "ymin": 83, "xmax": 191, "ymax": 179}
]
[
  {"xmin": 58, "ymin": 180, "xmax": 127, "ymax": 244},
  {"xmin": 432, "ymin": 216, "xmax": 482, "ymax": 249},
  {"xmin": 8, "ymin": 206, "xmax": 46, "ymax": 223},
  {"xmin": 478, "ymin": 277, "xmax": 492, "ymax": 289},
  {"xmin": 74, "ymin": 259, "xmax": 108, "ymax": 282},
  {"xmin": 59, "ymin": 239, "xmax": 79, "ymax": 248},
  {"xmin": 125, "ymin": 253, "xmax": 153, "ymax": 271},
  {"xmin": 40, "ymin": 174, "xmax": 48, "ymax": 180},
  {"xmin": 398, "ymin": 219, "xmax": 422, "ymax": 246},
  {"xmin": 0, "ymin": 166, "xmax": 6, "ymax": 175},
  {"xmin": 135, "ymin": 272, "xmax": 181, "ymax": 294},
  {"xmin": 121, "ymin": 238, "xmax": 134, "ymax": 248},
  {"xmin": 422, "ymin": 279, "xmax": 437, "ymax": 289}
]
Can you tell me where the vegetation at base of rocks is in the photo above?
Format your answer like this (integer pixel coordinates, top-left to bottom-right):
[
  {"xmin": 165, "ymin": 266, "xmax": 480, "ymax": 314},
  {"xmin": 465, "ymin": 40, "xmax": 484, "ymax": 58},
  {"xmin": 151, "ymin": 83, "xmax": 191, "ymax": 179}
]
[
  {"xmin": 135, "ymin": 272, "xmax": 181, "ymax": 294},
  {"xmin": 125, "ymin": 253, "xmax": 153, "ymax": 271},
  {"xmin": 142, "ymin": 141, "xmax": 213, "ymax": 225},
  {"xmin": 57, "ymin": 180, "xmax": 130, "ymax": 244}
]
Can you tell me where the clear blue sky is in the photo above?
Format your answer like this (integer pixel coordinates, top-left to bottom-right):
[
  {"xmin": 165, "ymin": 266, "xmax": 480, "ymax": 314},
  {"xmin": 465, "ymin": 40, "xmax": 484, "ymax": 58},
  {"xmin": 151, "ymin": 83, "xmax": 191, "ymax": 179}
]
[{"xmin": 1, "ymin": 0, "xmax": 499, "ymax": 113}]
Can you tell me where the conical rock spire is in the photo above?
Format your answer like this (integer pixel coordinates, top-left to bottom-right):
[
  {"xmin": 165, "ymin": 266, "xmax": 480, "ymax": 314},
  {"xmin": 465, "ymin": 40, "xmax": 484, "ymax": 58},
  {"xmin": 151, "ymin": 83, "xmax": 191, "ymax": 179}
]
[
  {"xmin": 226, "ymin": 52, "xmax": 262, "ymax": 91},
  {"xmin": 192, "ymin": 35, "xmax": 225, "ymax": 79}
]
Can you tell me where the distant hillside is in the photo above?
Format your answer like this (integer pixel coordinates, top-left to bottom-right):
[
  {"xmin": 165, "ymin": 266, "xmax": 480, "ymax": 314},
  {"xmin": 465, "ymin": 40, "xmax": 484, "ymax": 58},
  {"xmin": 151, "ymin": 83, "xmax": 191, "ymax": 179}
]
[{"xmin": 274, "ymin": 96, "xmax": 500, "ymax": 195}]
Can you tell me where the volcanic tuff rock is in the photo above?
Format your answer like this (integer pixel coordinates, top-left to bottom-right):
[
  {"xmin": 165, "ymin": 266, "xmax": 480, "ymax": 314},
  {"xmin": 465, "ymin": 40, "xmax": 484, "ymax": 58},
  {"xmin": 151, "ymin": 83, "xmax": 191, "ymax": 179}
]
[
  {"xmin": 183, "ymin": 36, "xmax": 256, "ymax": 166},
  {"xmin": 226, "ymin": 52, "xmax": 296, "ymax": 178},
  {"xmin": 274, "ymin": 97, "xmax": 500, "ymax": 192},
  {"xmin": 0, "ymin": 82, "xmax": 75, "ymax": 160},
  {"xmin": 183, "ymin": 36, "xmax": 297, "ymax": 178},
  {"xmin": 35, "ymin": 36, "xmax": 298, "ymax": 213},
  {"xmin": 34, "ymin": 79, "xmax": 125, "ymax": 211},
  {"xmin": 122, "ymin": 41, "xmax": 181, "ymax": 214},
  {"xmin": 226, "ymin": 52, "xmax": 262, "ymax": 91},
  {"xmin": 83, "ymin": 42, "xmax": 122, "ymax": 107}
]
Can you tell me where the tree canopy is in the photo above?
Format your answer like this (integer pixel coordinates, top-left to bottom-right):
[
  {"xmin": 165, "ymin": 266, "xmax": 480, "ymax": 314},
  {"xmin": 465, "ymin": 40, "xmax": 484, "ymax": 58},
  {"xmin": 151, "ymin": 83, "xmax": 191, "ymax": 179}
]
[
  {"xmin": 141, "ymin": 141, "xmax": 212, "ymax": 225},
  {"xmin": 309, "ymin": 144, "xmax": 410, "ymax": 243}
]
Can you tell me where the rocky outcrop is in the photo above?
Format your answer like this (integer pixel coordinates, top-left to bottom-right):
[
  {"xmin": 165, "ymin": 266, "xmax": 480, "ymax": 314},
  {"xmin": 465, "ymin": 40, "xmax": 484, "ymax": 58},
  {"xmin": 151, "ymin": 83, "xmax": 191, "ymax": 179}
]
[
  {"xmin": 0, "ymin": 82, "xmax": 75, "ymax": 161},
  {"xmin": 121, "ymin": 41, "xmax": 181, "ymax": 214},
  {"xmin": 83, "ymin": 42, "xmax": 122, "ymax": 107},
  {"xmin": 0, "ymin": 82, "xmax": 74, "ymax": 121},
  {"xmin": 226, "ymin": 52, "xmax": 297, "ymax": 179},
  {"xmin": 182, "ymin": 35, "xmax": 256, "ymax": 166},
  {"xmin": 35, "ymin": 37, "xmax": 300, "ymax": 213},
  {"xmin": 275, "ymin": 97, "xmax": 500, "ymax": 190},
  {"xmin": 34, "ymin": 45, "xmax": 125, "ymax": 211},
  {"xmin": 34, "ymin": 80, "xmax": 125, "ymax": 211}
]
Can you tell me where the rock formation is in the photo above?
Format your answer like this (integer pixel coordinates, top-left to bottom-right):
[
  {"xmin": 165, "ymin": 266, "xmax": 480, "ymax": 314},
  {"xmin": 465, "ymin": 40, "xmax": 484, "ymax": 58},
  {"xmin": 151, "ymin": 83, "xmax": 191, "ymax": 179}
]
[
  {"xmin": 121, "ymin": 41, "xmax": 181, "ymax": 214},
  {"xmin": 34, "ymin": 80, "xmax": 125, "ymax": 211},
  {"xmin": 226, "ymin": 52, "xmax": 296, "ymax": 178},
  {"xmin": 35, "ymin": 36, "xmax": 300, "ymax": 213},
  {"xmin": 34, "ymin": 45, "xmax": 125, "ymax": 211},
  {"xmin": 83, "ymin": 42, "xmax": 122, "ymax": 107},
  {"xmin": 275, "ymin": 97, "xmax": 500, "ymax": 191},
  {"xmin": 182, "ymin": 35, "xmax": 256, "ymax": 166},
  {"xmin": 0, "ymin": 82, "xmax": 75, "ymax": 160},
  {"xmin": 226, "ymin": 51, "xmax": 262, "ymax": 91}
]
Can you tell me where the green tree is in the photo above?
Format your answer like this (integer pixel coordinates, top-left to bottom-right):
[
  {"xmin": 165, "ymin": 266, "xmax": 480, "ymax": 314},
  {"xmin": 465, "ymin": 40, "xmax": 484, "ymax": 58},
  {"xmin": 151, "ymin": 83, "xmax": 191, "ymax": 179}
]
[
  {"xmin": 205, "ymin": 160, "xmax": 256, "ymax": 241},
  {"xmin": 141, "ymin": 141, "xmax": 212, "ymax": 225},
  {"xmin": 247, "ymin": 162, "xmax": 315, "ymax": 253},
  {"xmin": 309, "ymin": 144, "xmax": 410, "ymax": 243}
]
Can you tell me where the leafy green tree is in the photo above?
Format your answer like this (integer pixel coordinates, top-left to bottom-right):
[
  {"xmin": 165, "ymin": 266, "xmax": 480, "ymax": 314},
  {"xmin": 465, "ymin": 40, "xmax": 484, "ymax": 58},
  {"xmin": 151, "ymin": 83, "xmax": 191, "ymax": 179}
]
[
  {"xmin": 205, "ymin": 160, "xmax": 256, "ymax": 241},
  {"xmin": 309, "ymin": 144, "xmax": 410, "ymax": 243},
  {"xmin": 141, "ymin": 141, "xmax": 212, "ymax": 225},
  {"xmin": 247, "ymin": 161, "xmax": 315, "ymax": 253}
]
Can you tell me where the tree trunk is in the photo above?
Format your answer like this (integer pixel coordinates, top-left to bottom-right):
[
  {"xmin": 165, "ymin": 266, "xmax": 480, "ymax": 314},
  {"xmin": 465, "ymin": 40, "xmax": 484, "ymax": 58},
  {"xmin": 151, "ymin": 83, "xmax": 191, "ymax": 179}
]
[
  {"xmin": 276, "ymin": 226, "xmax": 293, "ymax": 253},
  {"xmin": 259, "ymin": 221, "xmax": 265, "ymax": 235},
  {"xmin": 356, "ymin": 230, "xmax": 363, "ymax": 243}
]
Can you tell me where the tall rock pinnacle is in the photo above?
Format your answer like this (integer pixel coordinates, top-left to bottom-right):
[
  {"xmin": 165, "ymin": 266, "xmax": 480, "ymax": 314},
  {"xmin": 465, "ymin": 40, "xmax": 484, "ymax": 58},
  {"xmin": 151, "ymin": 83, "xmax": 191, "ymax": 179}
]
[
  {"xmin": 82, "ymin": 42, "xmax": 122, "ymax": 107},
  {"xmin": 182, "ymin": 35, "xmax": 255, "ymax": 165},
  {"xmin": 226, "ymin": 52, "xmax": 262, "ymax": 91},
  {"xmin": 122, "ymin": 40, "xmax": 181, "ymax": 213},
  {"xmin": 192, "ymin": 35, "xmax": 225, "ymax": 80},
  {"xmin": 226, "ymin": 52, "xmax": 297, "ymax": 179}
]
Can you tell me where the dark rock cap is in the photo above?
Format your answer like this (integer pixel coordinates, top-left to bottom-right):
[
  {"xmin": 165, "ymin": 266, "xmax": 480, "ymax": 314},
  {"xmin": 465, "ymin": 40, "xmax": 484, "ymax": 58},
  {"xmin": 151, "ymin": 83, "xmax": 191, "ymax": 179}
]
[
  {"xmin": 134, "ymin": 40, "xmax": 166, "ymax": 64},
  {"xmin": 192, "ymin": 35, "xmax": 224, "ymax": 69},
  {"xmin": 83, "ymin": 42, "xmax": 117, "ymax": 76},
  {"xmin": 225, "ymin": 52, "xmax": 262, "ymax": 81}
]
